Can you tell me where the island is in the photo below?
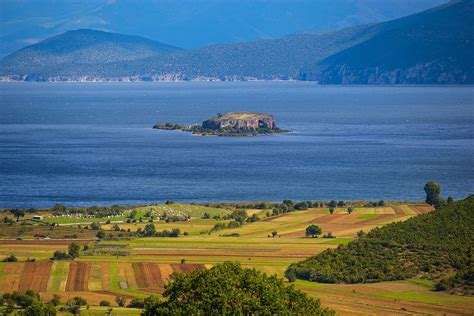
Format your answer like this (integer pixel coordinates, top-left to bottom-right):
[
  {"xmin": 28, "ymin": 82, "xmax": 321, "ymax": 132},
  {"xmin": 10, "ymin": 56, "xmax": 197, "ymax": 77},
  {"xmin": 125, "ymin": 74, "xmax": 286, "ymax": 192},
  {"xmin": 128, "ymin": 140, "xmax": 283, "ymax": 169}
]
[{"xmin": 153, "ymin": 112, "xmax": 289, "ymax": 136}]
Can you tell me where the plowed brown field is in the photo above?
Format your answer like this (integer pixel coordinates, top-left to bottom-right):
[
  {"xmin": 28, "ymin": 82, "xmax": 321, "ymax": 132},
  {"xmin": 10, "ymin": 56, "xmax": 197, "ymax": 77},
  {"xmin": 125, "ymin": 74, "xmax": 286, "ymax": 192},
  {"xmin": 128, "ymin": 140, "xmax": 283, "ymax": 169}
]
[
  {"xmin": 18, "ymin": 262, "xmax": 52, "ymax": 292},
  {"xmin": 65, "ymin": 261, "xmax": 91, "ymax": 291}
]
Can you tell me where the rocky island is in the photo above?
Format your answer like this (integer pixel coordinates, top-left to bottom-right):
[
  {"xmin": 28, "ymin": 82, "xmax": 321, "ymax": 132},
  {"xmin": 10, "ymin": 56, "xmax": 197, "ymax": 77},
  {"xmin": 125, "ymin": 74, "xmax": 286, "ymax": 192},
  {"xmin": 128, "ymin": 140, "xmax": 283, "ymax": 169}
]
[{"xmin": 153, "ymin": 112, "xmax": 288, "ymax": 136}]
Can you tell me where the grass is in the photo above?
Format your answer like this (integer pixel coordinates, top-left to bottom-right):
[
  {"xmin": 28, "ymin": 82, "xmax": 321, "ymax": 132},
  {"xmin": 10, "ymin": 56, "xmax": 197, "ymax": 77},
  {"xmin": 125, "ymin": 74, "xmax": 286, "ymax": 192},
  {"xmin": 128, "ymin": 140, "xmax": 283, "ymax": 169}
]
[
  {"xmin": 357, "ymin": 214, "xmax": 379, "ymax": 220},
  {"xmin": 109, "ymin": 262, "xmax": 120, "ymax": 291},
  {"xmin": 79, "ymin": 307, "xmax": 142, "ymax": 315},
  {"xmin": 47, "ymin": 261, "xmax": 69, "ymax": 292},
  {"xmin": 374, "ymin": 290, "xmax": 474, "ymax": 306}
]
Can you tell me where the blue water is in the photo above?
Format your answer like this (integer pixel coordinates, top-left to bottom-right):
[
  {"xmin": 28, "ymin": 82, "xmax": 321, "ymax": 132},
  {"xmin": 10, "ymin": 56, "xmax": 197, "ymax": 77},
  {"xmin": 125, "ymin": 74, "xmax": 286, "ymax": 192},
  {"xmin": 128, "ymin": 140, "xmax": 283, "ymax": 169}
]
[{"xmin": 0, "ymin": 82, "xmax": 473, "ymax": 207}]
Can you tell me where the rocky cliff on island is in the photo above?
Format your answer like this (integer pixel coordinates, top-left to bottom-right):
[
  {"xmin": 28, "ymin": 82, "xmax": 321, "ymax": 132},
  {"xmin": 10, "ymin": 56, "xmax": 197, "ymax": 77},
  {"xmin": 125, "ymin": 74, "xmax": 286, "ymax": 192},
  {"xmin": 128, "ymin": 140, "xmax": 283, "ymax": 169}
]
[{"xmin": 153, "ymin": 112, "xmax": 288, "ymax": 136}]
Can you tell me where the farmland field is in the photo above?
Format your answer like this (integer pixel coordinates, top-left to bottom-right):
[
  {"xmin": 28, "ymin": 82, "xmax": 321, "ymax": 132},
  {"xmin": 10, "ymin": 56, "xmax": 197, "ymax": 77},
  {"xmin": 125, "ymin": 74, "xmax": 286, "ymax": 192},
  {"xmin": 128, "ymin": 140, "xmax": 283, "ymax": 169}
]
[{"xmin": 1, "ymin": 203, "xmax": 473, "ymax": 315}]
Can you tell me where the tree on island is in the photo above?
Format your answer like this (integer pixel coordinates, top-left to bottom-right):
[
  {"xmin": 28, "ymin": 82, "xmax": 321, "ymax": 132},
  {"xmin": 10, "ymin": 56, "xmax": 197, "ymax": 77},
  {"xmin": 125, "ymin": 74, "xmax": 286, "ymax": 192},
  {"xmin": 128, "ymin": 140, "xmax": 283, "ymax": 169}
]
[
  {"xmin": 305, "ymin": 225, "xmax": 322, "ymax": 238},
  {"xmin": 142, "ymin": 262, "xmax": 334, "ymax": 315}
]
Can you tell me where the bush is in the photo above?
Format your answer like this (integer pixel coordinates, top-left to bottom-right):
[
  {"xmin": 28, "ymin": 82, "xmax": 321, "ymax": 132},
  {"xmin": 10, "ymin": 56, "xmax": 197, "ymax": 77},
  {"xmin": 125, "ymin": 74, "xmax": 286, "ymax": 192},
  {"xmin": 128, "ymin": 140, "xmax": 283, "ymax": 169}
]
[
  {"xmin": 99, "ymin": 300, "xmax": 111, "ymax": 306},
  {"xmin": 51, "ymin": 251, "xmax": 72, "ymax": 260},
  {"xmin": 128, "ymin": 298, "xmax": 145, "ymax": 308},
  {"xmin": 2, "ymin": 254, "xmax": 18, "ymax": 262}
]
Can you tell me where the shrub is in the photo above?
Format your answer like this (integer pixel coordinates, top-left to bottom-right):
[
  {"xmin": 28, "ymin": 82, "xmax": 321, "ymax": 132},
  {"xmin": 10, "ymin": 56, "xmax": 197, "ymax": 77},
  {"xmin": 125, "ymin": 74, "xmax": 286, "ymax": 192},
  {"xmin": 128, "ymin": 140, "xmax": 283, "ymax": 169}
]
[
  {"xmin": 3, "ymin": 254, "xmax": 18, "ymax": 262},
  {"xmin": 51, "ymin": 251, "xmax": 72, "ymax": 260},
  {"xmin": 99, "ymin": 300, "xmax": 111, "ymax": 306}
]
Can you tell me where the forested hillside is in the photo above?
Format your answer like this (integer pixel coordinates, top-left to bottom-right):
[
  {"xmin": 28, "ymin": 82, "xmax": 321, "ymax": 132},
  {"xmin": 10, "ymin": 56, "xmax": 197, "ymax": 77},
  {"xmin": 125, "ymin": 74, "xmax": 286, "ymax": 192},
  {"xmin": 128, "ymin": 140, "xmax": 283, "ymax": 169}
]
[
  {"xmin": 0, "ymin": 29, "xmax": 181, "ymax": 80},
  {"xmin": 1, "ymin": 1, "xmax": 472, "ymax": 83},
  {"xmin": 285, "ymin": 195, "xmax": 474, "ymax": 295},
  {"xmin": 304, "ymin": 0, "xmax": 474, "ymax": 84}
]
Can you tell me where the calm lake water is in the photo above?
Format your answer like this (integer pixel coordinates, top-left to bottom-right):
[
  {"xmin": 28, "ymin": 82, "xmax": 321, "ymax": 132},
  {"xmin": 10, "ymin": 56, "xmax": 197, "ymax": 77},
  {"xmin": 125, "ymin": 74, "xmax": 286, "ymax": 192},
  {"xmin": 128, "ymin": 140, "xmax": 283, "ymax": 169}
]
[{"xmin": 0, "ymin": 82, "xmax": 473, "ymax": 207}]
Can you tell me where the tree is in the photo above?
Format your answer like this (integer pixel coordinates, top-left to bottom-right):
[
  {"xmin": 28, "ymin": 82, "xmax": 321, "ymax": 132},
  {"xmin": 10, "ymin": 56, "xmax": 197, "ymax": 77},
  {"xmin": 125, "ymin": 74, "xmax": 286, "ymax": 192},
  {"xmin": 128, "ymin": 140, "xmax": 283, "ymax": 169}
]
[
  {"xmin": 51, "ymin": 251, "xmax": 72, "ymax": 260},
  {"xmin": 305, "ymin": 225, "xmax": 322, "ymax": 238},
  {"xmin": 115, "ymin": 296, "xmax": 126, "ymax": 307},
  {"xmin": 96, "ymin": 230, "xmax": 106, "ymax": 239},
  {"xmin": 329, "ymin": 207, "xmax": 335, "ymax": 215},
  {"xmin": 347, "ymin": 207, "xmax": 354, "ymax": 214},
  {"xmin": 144, "ymin": 223, "xmax": 156, "ymax": 236},
  {"xmin": 68, "ymin": 242, "xmax": 80, "ymax": 259},
  {"xmin": 328, "ymin": 200, "xmax": 337, "ymax": 208},
  {"xmin": 10, "ymin": 209, "xmax": 25, "ymax": 222},
  {"xmin": 377, "ymin": 200, "xmax": 386, "ymax": 207},
  {"xmin": 100, "ymin": 300, "xmax": 111, "ymax": 306},
  {"xmin": 424, "ymin": 181, "xmax": 441, "ymax": 206},
  {"xmin": 447, "ymin": 196, "xmax": 455, "ymax": 204},
  {"xmin": 22, "ymin": 300, "xmax": 57, "ymax": 316},
  {"xmin": 271, "ymin": 231, "xmax": 278, "ymax": 238},
  {"xmin": 2, "ymin": 254, "xmax": 18, "ymax": 262},
  {"xmin": 50, "ymin": 294, "xmax": 61, "ymax": 306},
  {"xmin": 90, "ymin": 222, "xmax": 101, "ymax": 230},
  {"xmin": 142, "ymin": 262, "xmax": 334, "ymax": 315},
  {"xmin": 337, "ymin": 201, "xmax": 345, "ymax": 207}
]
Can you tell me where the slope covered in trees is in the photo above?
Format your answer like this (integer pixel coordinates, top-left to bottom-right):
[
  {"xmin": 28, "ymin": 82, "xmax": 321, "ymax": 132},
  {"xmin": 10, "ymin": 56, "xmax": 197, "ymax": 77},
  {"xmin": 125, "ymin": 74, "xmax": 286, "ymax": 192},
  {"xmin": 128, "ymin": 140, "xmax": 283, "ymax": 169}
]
[
  {"xmin": 305, "ymin": 0, "xmax": 474, "ymax": 84},
  {"xmin": 285, "ymin": 195, "xmax": 474, "ymax": 295},
  {"xmin": 0, "ymin": 29, "xmax": 181, "ymax": 80},
  {"xmin": 0, "ymin": 1, "xmax": 472, "ymax": 83}
]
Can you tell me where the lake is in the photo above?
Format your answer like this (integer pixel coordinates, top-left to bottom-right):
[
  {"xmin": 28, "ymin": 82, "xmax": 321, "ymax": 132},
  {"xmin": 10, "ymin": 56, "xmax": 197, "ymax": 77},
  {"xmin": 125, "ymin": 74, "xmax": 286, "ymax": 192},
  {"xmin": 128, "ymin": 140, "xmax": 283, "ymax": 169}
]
[{"xmin": 0, "ymin": 82, "xmax": 473, "ymax": 207}]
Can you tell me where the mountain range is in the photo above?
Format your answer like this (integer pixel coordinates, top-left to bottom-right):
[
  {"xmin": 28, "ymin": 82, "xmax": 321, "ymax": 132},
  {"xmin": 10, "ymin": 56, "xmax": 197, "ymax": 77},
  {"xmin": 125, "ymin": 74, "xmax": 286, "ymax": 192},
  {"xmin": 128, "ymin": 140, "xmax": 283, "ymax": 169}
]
[
  {"xmin": 0, "ymin": 0, "xmax": 472, "ymax": 84},
  {"xmin": 0, "ymin": 0, "xmax": 444, "ymax": 58}
]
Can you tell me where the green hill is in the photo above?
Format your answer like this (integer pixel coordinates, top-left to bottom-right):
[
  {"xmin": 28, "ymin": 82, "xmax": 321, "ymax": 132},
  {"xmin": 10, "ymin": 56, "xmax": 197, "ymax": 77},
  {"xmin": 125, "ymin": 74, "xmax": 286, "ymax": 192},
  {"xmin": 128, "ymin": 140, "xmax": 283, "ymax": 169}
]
[
  {"xmin": 304, "ymin": 0, "xmax": 474, "ymax": 84},
  {"xmin": 0, "ymin": 29, "xmax": 181, "ymax": 80},
  {"xmin": 285, "ymin": 195, "xmax": 474, "ymax": 295}
]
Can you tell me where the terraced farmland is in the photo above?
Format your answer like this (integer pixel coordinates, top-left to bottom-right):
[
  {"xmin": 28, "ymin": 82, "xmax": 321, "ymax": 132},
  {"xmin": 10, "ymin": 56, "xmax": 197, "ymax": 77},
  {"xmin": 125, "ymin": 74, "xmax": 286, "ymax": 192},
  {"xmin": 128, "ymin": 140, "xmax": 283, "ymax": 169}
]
[{"xmin": 3, "ymin": 203, "xmax": 470, "ymax": 315}]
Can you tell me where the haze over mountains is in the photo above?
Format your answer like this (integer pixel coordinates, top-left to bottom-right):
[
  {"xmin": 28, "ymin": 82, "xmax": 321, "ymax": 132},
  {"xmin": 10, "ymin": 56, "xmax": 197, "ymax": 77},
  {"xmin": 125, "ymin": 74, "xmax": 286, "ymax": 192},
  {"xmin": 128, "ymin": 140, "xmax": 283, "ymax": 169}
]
[
  {"xmin": 0, "ymin": 0, "xmax": 472, "ymax": 84},
  {"xmin": 0, "ymin": 0, "xmax": 444, "ymax": 57}
]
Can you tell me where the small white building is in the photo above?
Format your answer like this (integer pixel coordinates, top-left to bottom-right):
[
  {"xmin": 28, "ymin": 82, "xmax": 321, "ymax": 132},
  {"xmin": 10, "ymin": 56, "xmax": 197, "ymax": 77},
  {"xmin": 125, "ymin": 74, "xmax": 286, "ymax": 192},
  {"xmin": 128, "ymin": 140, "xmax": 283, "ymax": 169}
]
[{"xmin": 32, "ymin": 215, "xmax": 44, "ymax": 221}]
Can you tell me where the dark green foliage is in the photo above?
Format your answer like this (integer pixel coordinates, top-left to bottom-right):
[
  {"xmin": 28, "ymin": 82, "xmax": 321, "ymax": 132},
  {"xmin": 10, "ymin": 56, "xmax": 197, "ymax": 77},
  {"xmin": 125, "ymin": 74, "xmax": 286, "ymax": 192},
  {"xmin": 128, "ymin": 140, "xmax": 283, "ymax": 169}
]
[
  {"xmin": 51, "ymin": 251, "xmax": 72, "ymax": 260},
  {"xmin": 143, "ymin": 223, "xmax": 156, "ymax": 236},
  {"xmin": 128, "ymin": 298, "xmax": 145, "ymax": 308},
  {"xmin": 68, "ymin": 242, "xmax": 80, "ymax": 259},
  {"xmin": 50, "ymin": 294, "xmax": 61, "ymax": 306},
  {"xmin": 99, "ymin": 300, "xmax": 110, "ymax": 306},
  {"xmin": 22, "ymin": 300, "xmax": 57, "ymax": 316},
  {"xmin": 96, "ymin": 230, "xmax": 106, "ymax": 239},
  {"xmin": 10, "ymin": 208, "xmax": 25, "ymax": 221},
  {"xmin": 90, "ymin": 222, "xmax": 101, "ymax": 230},
  {"xmin": 3, "ymin": 290, "xmax": 39, "ymax": 308},
  {"xmin": 142, "ymin": 262, "xmax": 334, "ymax": 315},
  {"xmin": 286, "ymin": 196, "xmax": 474, "ymax": 293},
  {"xmin": 424, "ymin": 181, "xmax": 442, "ymax": 206},
  {"xmin": 305, "ymin": 225, "xmax": 322, "ymax": 238},
  {"xmin": 3, "ymin": 254, "xmax": 18, "ymax": 262},
  {"xmin": 246, "ymin": 214, "xmax": 260, "ymax": 223}
]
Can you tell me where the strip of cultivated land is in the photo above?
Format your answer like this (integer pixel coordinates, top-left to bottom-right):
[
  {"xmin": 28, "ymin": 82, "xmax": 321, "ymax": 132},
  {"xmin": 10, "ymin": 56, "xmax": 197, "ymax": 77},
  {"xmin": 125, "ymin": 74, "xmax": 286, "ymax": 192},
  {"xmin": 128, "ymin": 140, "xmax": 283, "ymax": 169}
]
[{"xmin": 1, "ymin": 203, "xmax": 473, "ymax": 314}]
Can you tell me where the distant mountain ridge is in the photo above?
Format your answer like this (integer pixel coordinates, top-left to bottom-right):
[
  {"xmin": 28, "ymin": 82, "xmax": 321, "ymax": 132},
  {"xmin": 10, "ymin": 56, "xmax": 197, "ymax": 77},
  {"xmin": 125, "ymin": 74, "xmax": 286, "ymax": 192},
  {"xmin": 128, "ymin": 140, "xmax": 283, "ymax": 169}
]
[
  {"xmin": 0, "ymin": 0, "xmax": 472, "ymax": 84},
  {"xmin": 0, "ymin": 29, "xmax": 181, "ymax": 80},
  {"xmin": 304, "ymin": 0, "xmax": 474, "ymax": 84}
]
